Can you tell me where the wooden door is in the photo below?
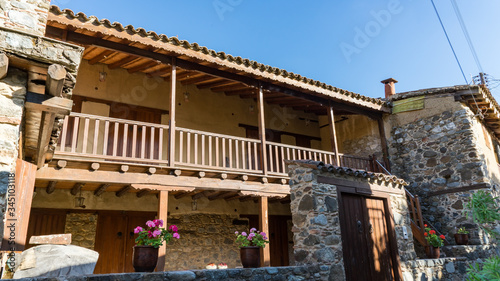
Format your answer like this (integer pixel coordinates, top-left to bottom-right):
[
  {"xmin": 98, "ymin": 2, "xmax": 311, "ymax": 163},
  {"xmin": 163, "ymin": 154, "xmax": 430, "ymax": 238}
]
[
  {"xmin": 339, "ymin": 193, "xmax": 395, "ymax": 281},
  {"xmin": 25, "ymin": 209, "xmax": 67, "ymax": 249},
  {"xmin": 269, "ymin": 216, "xmax": 291, "ymax": 266},
  {"xmin": 94, "ymin": 211, "xmax": 156, "ymax": 274}
]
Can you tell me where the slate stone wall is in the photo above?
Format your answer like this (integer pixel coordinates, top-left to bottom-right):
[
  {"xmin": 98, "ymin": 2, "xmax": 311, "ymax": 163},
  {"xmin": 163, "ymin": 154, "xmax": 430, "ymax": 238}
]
[
  {"xmin": 65, "ymin": 213, "xmax": 97, "ymax": 250},
  {"xmin": 388, "ymin": 105, "xmax": 496, "ymax": 242},
  {"xmin": 0, "ymin": 0, "xmax": 51, "ymax": 36},
  {"xmin": 163, "ymin": 214, "xmax": 250, "ymax": 271},
  {"xmin": 342, "ymin": 134, "xmax": 382, "ymax": 160},
  {"xmin": 401, "ymin": 257, "xmax": 472, "ymax": 281}
]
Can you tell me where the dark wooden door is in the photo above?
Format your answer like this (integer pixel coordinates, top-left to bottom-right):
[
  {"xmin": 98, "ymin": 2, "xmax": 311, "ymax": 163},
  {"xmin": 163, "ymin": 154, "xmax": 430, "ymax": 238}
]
[
  {"xmin": 269, "ymin": 215, "xmax": 291, "ymax": 266},
  {"xmin": 339, "ymin": 193, "xmax": 395, "ymax": 281},
  {"xmin": 94, "ymin": 211, "xmax": 156, "ymax": 274},
  {"xmin": 25, "ymin": 209, "xmax": 67, "ymax": 249}
]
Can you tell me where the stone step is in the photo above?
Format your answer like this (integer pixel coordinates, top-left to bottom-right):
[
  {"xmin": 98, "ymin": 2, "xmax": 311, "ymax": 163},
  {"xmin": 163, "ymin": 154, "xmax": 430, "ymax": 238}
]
[{"xmin": 440, "ymin": 245, "xmax": 499, "ymax": 260}]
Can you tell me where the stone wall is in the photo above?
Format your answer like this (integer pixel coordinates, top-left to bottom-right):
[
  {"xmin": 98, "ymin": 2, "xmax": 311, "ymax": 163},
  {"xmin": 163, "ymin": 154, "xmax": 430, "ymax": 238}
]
[
  {"xmin": 0, "ymin": 68, "xmax": 26, "ymax": 238},
  {"xmin": 401, "ymin": 257, "xmax": 472, "ymax": 281},
  {"xmin": 388, "ymin": 105, "xmax": 492, "ymax": 241},
  {"xmin": 163, "ymin": 213, "xmax": 250, "ymax": 271},
  {"xmin": 65, "ymin": 213, "xmax": 97, "ymax": 250},
  {"xmin": 0, "ymin": 0, "xmax": 51, "ymax": 36},
  {"xmin": 342, "ymin": 134, "xmax": 382, "ymax": 159}
]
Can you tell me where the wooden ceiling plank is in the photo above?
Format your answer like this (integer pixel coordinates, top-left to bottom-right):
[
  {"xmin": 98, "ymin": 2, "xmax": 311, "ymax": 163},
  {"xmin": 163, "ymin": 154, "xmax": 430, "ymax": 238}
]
[
  {"xmin": 211, "ymin": 84, "xmax": 248, "ymax": 93},
  {"xmin": 127, "ymin": 60, "xmax": 160, "ymax": 73},
  {"xmin": 88, "ymin": 50, "xmax": 115, "ymax": 65},
  {"xmin": 197, "ymin": 80, "xmax": 239, "ymax": 90},
  {"xmin": 108, "ymin": 55, "xmax": 140, "ymax": 69}
]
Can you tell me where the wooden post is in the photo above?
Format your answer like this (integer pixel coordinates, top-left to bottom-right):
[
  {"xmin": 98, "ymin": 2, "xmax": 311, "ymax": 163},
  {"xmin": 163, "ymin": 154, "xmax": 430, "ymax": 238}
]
[
  {"xmin": 45, "ymin": 64, "xmax": 66, "ymax": 97},
  {"xmin": 156, "ymin": 190, "xmax": 169, "ymax": 271},
  {"xmin": 259, "ymin": 196, "xmax": 270, "ymax": 267},
  {"xmin": 257, "ymin": 86, "xmax": 268, "ymax": 174},
  {"xmin": 327, "ymin": 104, "xmax": 340, "ymax": 166},
  {"xmin": 377, "ymin": 118, "xmax": 391, "ymax": 172},
  {"xmin": 168, "ymin": 59, "xmax": 177, "ymax": 167}
]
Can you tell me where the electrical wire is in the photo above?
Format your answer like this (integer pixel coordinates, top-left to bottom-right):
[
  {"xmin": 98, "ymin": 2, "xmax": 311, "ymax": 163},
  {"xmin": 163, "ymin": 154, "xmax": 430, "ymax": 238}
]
[
  {"xmin": 430, "ymin": 0, "xmax": 469, "ymax": 85},
  {"xmin": 450, "ymin": 0, "xmax": 484, "ymax": 74}
]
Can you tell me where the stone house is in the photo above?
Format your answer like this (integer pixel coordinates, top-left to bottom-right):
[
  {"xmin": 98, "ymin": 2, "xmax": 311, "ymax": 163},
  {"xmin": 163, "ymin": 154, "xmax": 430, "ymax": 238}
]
[{"xmin": 0, "ymin": 1, "xmax": 499, "ymax": 280}]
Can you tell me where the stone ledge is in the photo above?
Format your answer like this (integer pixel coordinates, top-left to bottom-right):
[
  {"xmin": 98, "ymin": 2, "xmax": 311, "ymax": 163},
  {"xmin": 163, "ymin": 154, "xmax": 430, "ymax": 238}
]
[
  {"xmin": 15, "ymin": 265, "xmax": 331, "ymax": 281},
  {"xmin": 441, "ymin": 244, "xmax": 499, "ymax": 260}
]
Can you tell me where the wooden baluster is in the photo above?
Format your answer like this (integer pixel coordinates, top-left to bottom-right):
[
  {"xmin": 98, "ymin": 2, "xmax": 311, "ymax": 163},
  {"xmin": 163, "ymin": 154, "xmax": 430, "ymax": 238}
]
[
  {"xmin": 268, "ymin": 144, "xmax": 274, "ymax": 173},
  {"xmin": 112, "ymin": 122, "xmax": 119, "ymax": 156},
  {"xmin": 286, "ymin": 147, "xmax": 290, "ymax": 161},
  {"xmin": 81, "ymin": 118, "xmax": 90, "ymax": 154},
  {"xmin": 228, "ymin": 138, "xmax": 232, "ymax": 168},
  {"xmin": 280, "ymin": 146, "xmax": 285, "ymax": 173},
  {"xmin": 141, "ymin": 125, "xmax": 146, "ymax": 159},
  {"xmin": 132, "ymin": 125, "xmax": 137, "ymax": 158},
  {"xmin": 308, "ymin": 151, "xmax": 312, "ymax": 160},
  {"xmin": 222, "ymin": 138, "xmax": 226, "ymax": 168},
  {"xmin": 179, "ymin": 131, "xmax": 183, "ymax": 163},
  {"xmin": 150, "ymin": 127, "xmax": 155, "ymax": 159},
  {"xmin": 159, "ymin": 128, "xmax": 163, "ymax": 161},
  {"xmin": 103, "ymin": 120, "xmax": 109, "ymax": 155},
  {"xmin": 123, "ymin": 123, "xmax": 128, "ymax": 157},
  {"xmin": 208, "ymin": 135, "xmax": 213, "ymax": 166},
  {"xmin": 216, "ymin": 136, "xmax": 220, "ymax": 167},
  {"xmin": 60, "ymin": 116, "xmax": 69, "ymax": 152},
  {"xmin": 187, "ymin": 132, "xmax": 191, "ymax": 164},
  {"xmin": 92, "ymin": 119, "xmax": 100, "ymax": 155},
  {"xmin": 274, "ymin": 145, "xmax": 279, "ymax": 173},
  {"xmin": 241, "ymin": 140, "xmax": 246, "ymax": 170},
  {"xmin": 416, "ymin": 196, "xmax": 425, "ymax": 230},
  {"xmin": 71, "ymin": 116, "xmax": 79, "ymax": 153},
  {"xmin": 201, "ymin": 134, "xmax": 205, "ymax": 166},
  {"xmin": 247, "ymin": 141, "xmax": 251, "ymax": 170},
  {"xmin": 235, "ymin": 139, "xmax": 239, "ymax": 169},
  {"xmin": 194, "ymin": 133, "xmax": 198, "ymax": 164},
  {"xmin": 253, "ymin": 142, "xmax": 258, "ymax": 171}
]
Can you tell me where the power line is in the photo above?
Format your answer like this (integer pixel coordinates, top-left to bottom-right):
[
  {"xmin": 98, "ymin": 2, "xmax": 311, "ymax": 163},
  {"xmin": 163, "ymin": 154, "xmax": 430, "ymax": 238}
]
[
  {"xmin": 430, "ymin": 0, "xmax": 469, "ymax": 84},
  {"xmin": 450, "ymin": 0, "xmax": 484, "ymax": 74}
]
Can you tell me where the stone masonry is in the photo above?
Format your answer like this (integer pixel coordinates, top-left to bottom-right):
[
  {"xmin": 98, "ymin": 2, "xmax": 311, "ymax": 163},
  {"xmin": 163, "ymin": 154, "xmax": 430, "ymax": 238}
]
[
  {"xmin": 342, "ymin": 134, "xmax": 382, "ymax": 160},
  {"xmin": 388, "ymin": 106, "xmax": 492, "ymax": 243},
  {"xmin": 0, "ymin": 0, "xmax": 51, "ymax": 36},
  {"xmin": 64, "ymin": 213, "xmax": 97, "ymax": 250},
  {"xmin": 163, "ymin": 214, "xmax": 250, "ymax": 271}
]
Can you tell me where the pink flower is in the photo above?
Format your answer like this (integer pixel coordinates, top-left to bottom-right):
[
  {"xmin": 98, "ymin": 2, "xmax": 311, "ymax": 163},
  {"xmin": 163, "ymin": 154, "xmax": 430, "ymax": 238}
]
[
  {"xmin": 152, "ymin": 229, "xmax": 161, "ymax": 237},
  {"xmin": 146, "ymin": 220, "xmax": 156, "ymax": 228},
  {"xmin": 169, "ymin": 225, "xmax": 178, "ymax": 232},
  {"xmin": 235, "ymin": 231, "xmax": 239, "ymax": 235},
  {"xmin": 260, "ymin": 232, "xmax": 267, "ymax": 239},
  {"xmin": 250, "ymin": 228, "xmax": 257, "ymax": 233},
  {"xmin": 242, "ymin": 232, "xmax": 247, "ymax": 237},
  {"xmin": 147, "ymin": 230, "xmax": 153, "ymax": 238},
  {"xmin": 134, "ymin": 226, "xmax": 144, "ymax": 234},
  {"xmin": 247, "ymin": 235, "xmax": 253, "ymax": 241},
  {"xmin": 173, "ymin": 232, "xmax": 180, "ymax": 239},
  {"xmin": 153, "ymin": 219, "xmax": 163, "ymax": 227}
]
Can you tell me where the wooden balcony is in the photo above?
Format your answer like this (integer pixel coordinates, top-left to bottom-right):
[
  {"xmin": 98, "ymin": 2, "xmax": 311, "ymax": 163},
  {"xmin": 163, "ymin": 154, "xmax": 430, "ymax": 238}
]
[{"xmin": 55, "ymin": 112, "xmax": 379, "ymax": 177}]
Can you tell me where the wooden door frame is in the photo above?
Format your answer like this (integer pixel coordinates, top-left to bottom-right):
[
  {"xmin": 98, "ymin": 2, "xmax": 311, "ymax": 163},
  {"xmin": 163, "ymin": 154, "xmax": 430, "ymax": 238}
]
[{"xmin": 335, "ymin": 183, "xmax": 403, "ymax": 281}]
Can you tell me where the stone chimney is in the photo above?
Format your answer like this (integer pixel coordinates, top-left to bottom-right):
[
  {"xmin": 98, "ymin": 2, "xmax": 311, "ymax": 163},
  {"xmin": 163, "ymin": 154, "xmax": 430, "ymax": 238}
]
[
  {"xmin": 0, "ymin": 0, "xmax": 51, "ymax": 36},
  {"xmin": 381, "ymin": 78, "xmax": 398, "ymax": 99}
]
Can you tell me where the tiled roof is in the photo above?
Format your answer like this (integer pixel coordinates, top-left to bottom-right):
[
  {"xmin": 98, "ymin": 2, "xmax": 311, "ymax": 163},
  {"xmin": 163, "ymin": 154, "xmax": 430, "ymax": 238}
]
[
  {"xmin": 49, "ymin": 6, "xmax": 388, "ymax": 111},
  {"xmin": 285, "ymin": 160, "xmax": 408, "ymax": 186},
  {"xmin": 388, "ymin": 85, "xmax": 480, "ymax": 101}
]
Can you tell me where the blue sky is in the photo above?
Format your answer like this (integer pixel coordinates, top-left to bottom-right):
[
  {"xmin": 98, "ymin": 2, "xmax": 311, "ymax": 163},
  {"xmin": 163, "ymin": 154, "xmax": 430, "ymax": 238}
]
[{"xmin": 52, "ymin": 0, "xmax": 500, "ymax": 99}]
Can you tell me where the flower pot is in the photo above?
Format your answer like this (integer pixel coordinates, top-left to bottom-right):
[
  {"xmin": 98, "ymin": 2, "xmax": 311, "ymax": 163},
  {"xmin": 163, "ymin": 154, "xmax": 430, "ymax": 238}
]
[
  {"xmin": 454, "ymin": 233, "xmax": 469, "ymax": 245},
  {"xmin": 240, "ymin": 246, "xmax": 260, "ymax": 268},
  {"xmin": 132, "ymin": 245, "xmax": 159, "ymax": 272},
  {"xmin": 425, "ymin": 246, "xmax": 440, "ymax": 259}
]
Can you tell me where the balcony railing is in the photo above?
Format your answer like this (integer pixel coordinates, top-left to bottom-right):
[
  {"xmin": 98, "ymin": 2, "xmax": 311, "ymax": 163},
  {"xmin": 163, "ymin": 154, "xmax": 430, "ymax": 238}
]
[{"xmin": 57, "ymin": 113, "xmax": 379, "ymax": 175}]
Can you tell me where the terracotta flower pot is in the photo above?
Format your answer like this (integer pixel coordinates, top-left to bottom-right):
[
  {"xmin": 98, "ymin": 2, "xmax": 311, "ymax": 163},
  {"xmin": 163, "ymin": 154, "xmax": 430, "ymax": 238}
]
[
  {"xmin": 454, "ymin": 233, "xmax": 469, "ymax": 245},
  {"xmin": 132, "ymin": 245, "xmax": 159, "ymax": 272},
  {"xmin": 425, "ymin": 246, "xmax": 440, "ymax": 259},
  {"xmin": 240, "ymin": 246, "xmax": 261, "ymax": 268}
]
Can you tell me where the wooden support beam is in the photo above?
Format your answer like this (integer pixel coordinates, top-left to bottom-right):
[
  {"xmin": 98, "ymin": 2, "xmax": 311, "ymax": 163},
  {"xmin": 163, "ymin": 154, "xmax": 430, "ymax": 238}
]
[
  {"xmin": 240, "ymin": 175, "xmax": 249, "ymax": 181},
  {"xmin": 0, "ymin": 52, "xmax": 8, "ymax": 79},
  {"xmin": 259, "ymin": 197, "xmax": 270, "ymax": 267},
  {"xmin": 220, "ymin": 173, "xmax": 228, "ymax": 180},
  {"xmin": 94, "ymin": 184, "xmax": 110, "ymax": 196},
  {"xmin": 261, "ymin": 177, "xmax": 268, "ymax": 184},
  {"xmin": 25, "ymin": 92, "xmax": 73, "ymax": 115},
  {"xmin": 45, "ymin": 64, "xmax": 66, "ymax": 97},
  {"xmin": 56, "ymin": 160, "xmax": 67, "ymax": 169},
  {"xmin": 157, "ymin": 190, "xmax": 168, "ymax": 271},
  {"xmin": 192, "ymin": 190, "xmax": 213, "ymax": 200},
  {"xmin": 148, "ymin": 167, "xmax": 157, "ymax": 175},
  {"xmin": 211, "ymin": 84, "xmax": 248, "ymax": 93},
  {"xmin": 280, "ymin": 179, "xmax": 287, "ymax": 185},
  {"xmin": 197, "ymin": 80, "xmax": 239, "ymax": 89},
  {"xmin": 181, "ymin": 75, "xmax": 217, "ymax": 85},
  {"xmin": 225, "ymin": 89, "xmax": 257, "ymax": 96},
  {"xmin": 328, "ymin": 104, "xmax": 340, "ymax": 166},
  {"xmin": 207, "ymin": 191, "xmax": 228, "ymax": 201},
  {"xmin": 136, "ymin": 189, "xmax": 151, "ymax": 198},
  {"xmin": 257, "ymin": 87, "xmax": 268, "ymax": 175},
  {"xmin": 90, "ymin": 162, "xmax": 100, "ymax": 171},
  {"xmin": 239, "ymin": 195, "xmax": 255, "ymax": 202},
  {"xmin": 198, "ymin": 171, "xmax": 206, "ymax": 178},
  {"xmin": 119, "ymin": 165, "xmax": 129, "ymax": 173},
  {"xmin": 88, "ymin": 50, "xmax": 114, "ymax": 65},
  {"xmin": 127, "ymin": 60, "xmax": 159, "ymax": 73},
  {"xmin": 70, "ymin": 183, "xmax": 84, "ymax": 195},
  {"xmin": 108, "ymin": 55, "xmax": 138, "ymax": 69},
  {"xmin": 173, "ymin": 169, "xmax": 182, "ymax": 176},
  {"xmin": 169, "ymin": 58, "xmax": 177, "ymax": 167},
  {"xmin": 116, "ymin": 185, "xmax": 132, "ymax": 197},
  {"xmin": 36, "ymin": 111, "xmax": 56, "ymax": 168},
  {"xmin": 46, "ymin": 181, "xmax": 57, "ymax": 194},
  {"xmin": 175, "ymin": 190, "xmax": 202, "ymax": 199},
  {"xmin": 225, "ymin": 193, "xmax": 242, "ymax": 201},
  {"xmin": 377, "ymin": 118, "xmax": 391, "ymax": 172}
]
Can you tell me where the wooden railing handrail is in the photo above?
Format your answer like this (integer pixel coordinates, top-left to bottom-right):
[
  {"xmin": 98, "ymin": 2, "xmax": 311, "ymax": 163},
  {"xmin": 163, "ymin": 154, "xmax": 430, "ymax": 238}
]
[
  {"xmin": 176, "ymin": 127, "xmax": 261, "ymax": 143},
  {"xmin": 266, "ymin": 141, "xmax": 359, "ymax": 159},
  {"xmin": 69, "ymin": 112, "xmax": 170, "ymax": 129}
]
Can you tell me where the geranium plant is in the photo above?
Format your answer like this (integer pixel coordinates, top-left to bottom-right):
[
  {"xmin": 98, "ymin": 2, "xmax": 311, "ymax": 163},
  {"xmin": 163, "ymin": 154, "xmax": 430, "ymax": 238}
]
[
  {"xmin": 424, "ymin": 224, "xmax": 445, "ymax": 248},
  {"xmin": 235, "ymin": 228, "xmax": 269, "ymax": 248},
  {"xmin": 457, "ymin": 227, "xmax": 469, "ymax": 235},
  {"xmin": 134, "ymin": 219, "xmax": 180, "ymax": 248}
]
